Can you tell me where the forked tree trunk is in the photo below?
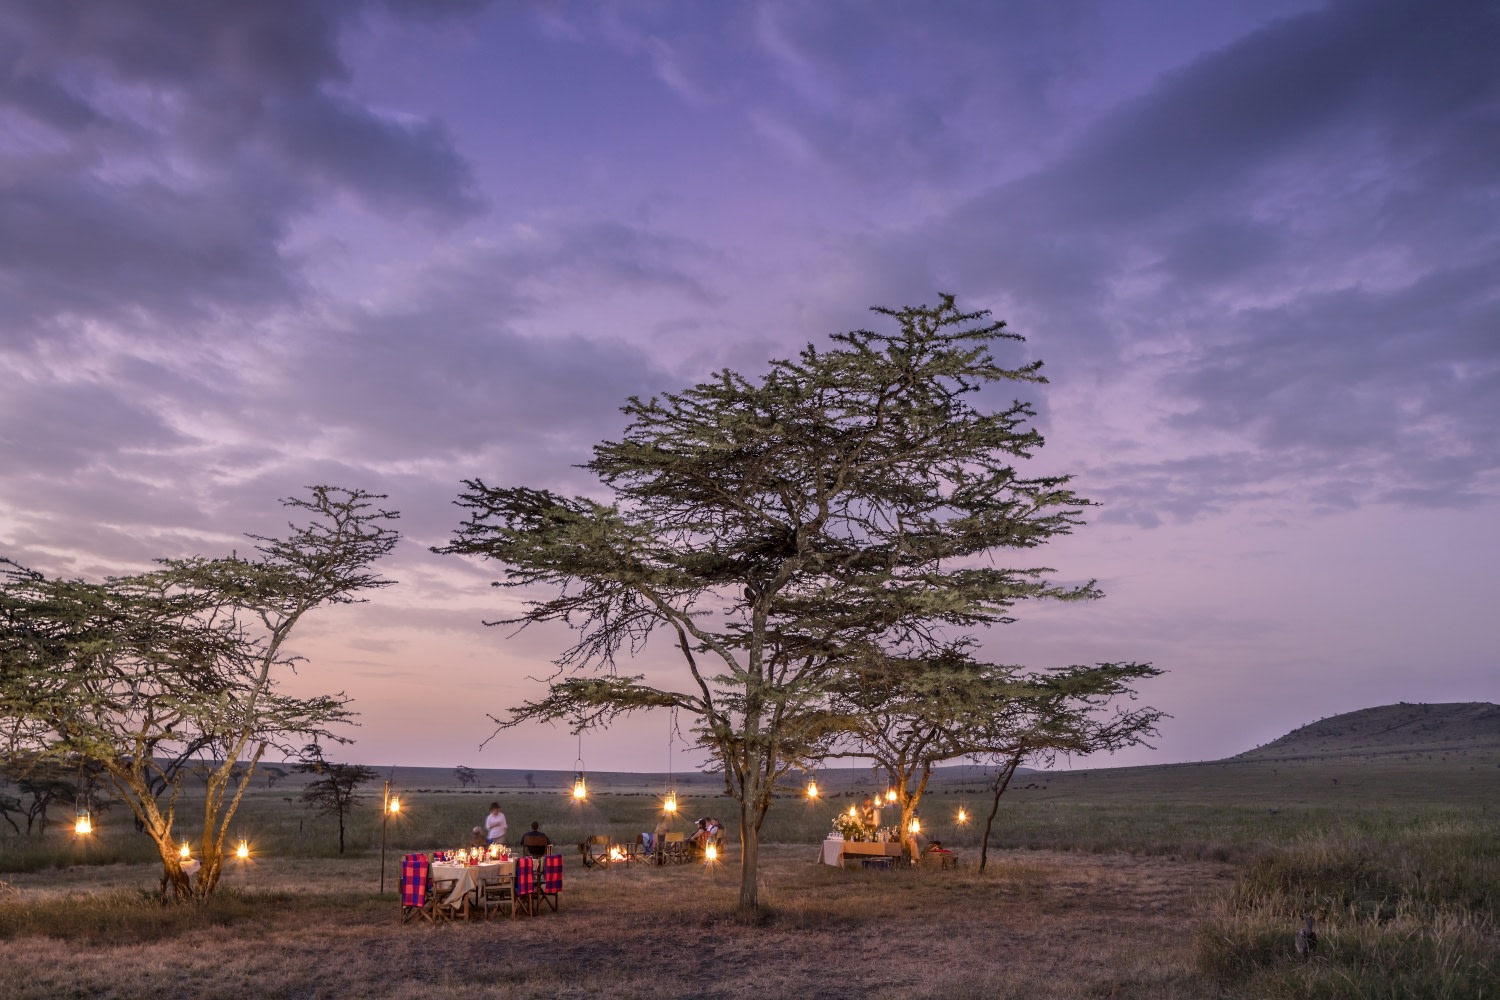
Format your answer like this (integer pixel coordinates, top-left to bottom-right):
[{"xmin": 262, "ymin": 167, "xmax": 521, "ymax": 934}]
[{"xmin": 979, "ymin": 755, "xmax": 1023, "ymax": 873}]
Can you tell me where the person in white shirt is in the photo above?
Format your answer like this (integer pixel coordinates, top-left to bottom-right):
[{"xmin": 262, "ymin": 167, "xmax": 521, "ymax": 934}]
[{"xmin": 484, "ymin": 803, "xmax": 508, "ymax": 845}]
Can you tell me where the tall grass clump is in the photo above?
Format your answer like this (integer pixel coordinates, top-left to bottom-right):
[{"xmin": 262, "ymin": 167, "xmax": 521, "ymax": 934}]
[{"xmin": 1197, "ymin": 815, "xmax": 1499, "ymax": 998}]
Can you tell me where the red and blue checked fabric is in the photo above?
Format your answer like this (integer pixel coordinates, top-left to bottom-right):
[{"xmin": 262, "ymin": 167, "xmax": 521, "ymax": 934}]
[
  {"xmin": 515, "ymin": 856, "xmax": 536, "ymax": 895},
  {"xmin": 541, "ymin": 853, "xmax": 563, "ymax": 893},
  {"xmin": 400, "ymin": 853, "xmax": 429, "ymax": 907}
]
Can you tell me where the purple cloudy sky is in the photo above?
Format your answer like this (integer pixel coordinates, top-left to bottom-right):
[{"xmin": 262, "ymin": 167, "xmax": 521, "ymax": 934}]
[{"xmin": 2, "ymin": 0, "xmax": 1496, "ymax": 773}]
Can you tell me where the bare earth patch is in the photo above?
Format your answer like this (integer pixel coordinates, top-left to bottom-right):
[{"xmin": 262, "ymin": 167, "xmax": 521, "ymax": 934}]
[{"xmin": 0, "ymin": 846, "xmax": 1233, "ymax": 999}]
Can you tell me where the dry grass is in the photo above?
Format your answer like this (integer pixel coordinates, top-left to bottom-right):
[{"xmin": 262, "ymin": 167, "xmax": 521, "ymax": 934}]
[{"xmin": 0, "ymin": 846, "xmax": 1227, "ymax": 999}]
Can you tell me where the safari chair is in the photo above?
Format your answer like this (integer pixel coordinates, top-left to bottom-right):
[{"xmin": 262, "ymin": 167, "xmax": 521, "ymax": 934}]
[
  {"xmin": 399, "ymin": 853, "xmax": 430, "ymax": 923},
  {"xmin": 536, "ymin": 853, "xmax": 563, "ymax": 912},
  {"xmin": 627, "ymin": 833, "xmax": 654, "ymax": 864},
  {"xmin": 580, "ymin": 834, "xmax": 612, "ymax": 869},
  {"xmin": 428, "ymin": 875, "xmax": 463, "ymax": 921},
  {"xmin": 658, "ymin": 831, "xmax": 688, "ymax": 865},
  {"xmin": 477, "ymin": 869, "xmax": 519, "ymax": 919}
]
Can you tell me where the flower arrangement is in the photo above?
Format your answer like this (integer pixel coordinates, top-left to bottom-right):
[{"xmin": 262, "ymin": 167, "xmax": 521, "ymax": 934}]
[{"xmin": 833, "ymin": 814, "xmax": 872, "ymax": 841}]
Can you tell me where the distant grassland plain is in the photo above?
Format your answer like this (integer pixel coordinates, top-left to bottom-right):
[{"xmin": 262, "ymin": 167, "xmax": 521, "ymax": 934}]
[{"xmin": 2, "ymin": 704, "xmax": 1497, "ymax": 999}]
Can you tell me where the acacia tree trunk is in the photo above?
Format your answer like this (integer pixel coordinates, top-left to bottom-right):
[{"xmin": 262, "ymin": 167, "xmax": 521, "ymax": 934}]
[{"xmin": 978, "ymin": 753, "xmax": 1023, "ymax": 873}]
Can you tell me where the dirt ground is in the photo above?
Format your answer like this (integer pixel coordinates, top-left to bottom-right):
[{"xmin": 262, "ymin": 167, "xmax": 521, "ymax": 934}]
[{"xmin": 0, "ymin": 845, "xmax": 1235, "ymax": 1000}]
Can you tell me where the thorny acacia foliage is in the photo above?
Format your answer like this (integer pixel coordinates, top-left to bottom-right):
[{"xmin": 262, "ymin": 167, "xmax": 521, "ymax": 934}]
[
  {"xmin": 828, "ymin": 652, "xmax": 1162, "ymax": 862},
  {"xmin": 440, "ymin": 297, "xmax": 1098, "ymax": 909},
  {"xmin": 0, "ymin": 487, "xmax": 398, "ymax": 901}
]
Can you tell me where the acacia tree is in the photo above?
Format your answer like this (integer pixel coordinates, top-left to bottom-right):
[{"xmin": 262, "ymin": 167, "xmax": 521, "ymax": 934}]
[
  {"xmin": 297, "ymin": 745, "xmax": 379, "ymax": 855},
  {"xmin": 830, "ymin": 653, "xmax": 1161, "ymax": 862},
  {"xmin": 439, "ymin": 296, "xmax": 1098, "ymax": 912},
  {"xmin": 454, "ymin": 765, "xmax": 478, "ymax": 789},
  {"xmin": 0, "ymin": 487, "xmax": 399, "ymax": 901}
]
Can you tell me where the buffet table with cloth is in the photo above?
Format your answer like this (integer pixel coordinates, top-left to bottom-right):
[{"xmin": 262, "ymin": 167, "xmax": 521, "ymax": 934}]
[
  {"xmin": 429, "ymin": 860, "xmax": 515, "ymax": 916},
  {"xmin": 819, "ymin": 838, "xmax": 905, "ymax": 867}
]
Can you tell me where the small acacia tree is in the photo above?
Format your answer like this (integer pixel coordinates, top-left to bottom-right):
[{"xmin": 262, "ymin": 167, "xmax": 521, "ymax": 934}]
[
  {"xmin": 297, "ymin": 745, "xmax": 379, "ymax": 855},
  {"xmin": 440, "ymin": 296, "xmax": 1099, "ymax": 912},
  {"xmin": 454, "ymin": 765, "xmax": 478, "ymax": 789},
  {"xmin": 830, "ymin": 653, "xmax": 1162, "ymax": 862},
  {"xmin": 0, "ymin": 487, "xmax": 398, "ymax": 901}
]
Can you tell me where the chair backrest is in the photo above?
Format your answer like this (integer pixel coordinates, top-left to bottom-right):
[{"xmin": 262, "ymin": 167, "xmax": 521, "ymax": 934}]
[
  {"xmin": 516, "ymin": 858, "xmax": 537, "ymax": 895},
  {"xmin": 541, "ymin": 853, "xmax": 564, "ymax": 893},
  {"xmin": 663, "ymin": 832, "xmax": 685, "ymax": 844},
  {"xmin": 400, "ymin": 853, "xmax": 430, "ymax": 907}
]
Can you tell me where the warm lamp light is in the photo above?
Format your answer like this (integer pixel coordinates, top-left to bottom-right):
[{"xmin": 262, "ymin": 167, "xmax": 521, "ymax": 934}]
[
  {"xmin": 180, "ymin": 842, "xmax": 191, "ymax": 860},
  {"xmin": 805, "ymin": 779, "xmax": 818, "ymax": 799},
  {"xmin": 957, "ymin": 807, "xmax": 968, "ymax": 824},
  {"xmin": 664, "ymin": 790, "xmax": 677, "ymax": 813},
  {"xmin": 572, "ymin": 773, "xmax": 588, "ymax": 800},
  {"xmin": 848, "ymin": 804, "xmax": 858, "ymax": 818},
  {"xmin": 73, "ymin": 814, "xmax": 92, "ymax": 836},
  {"xmin": 235, "ymin": 839, "xmax": 249, "ymax": 860},
  {"xmin": 885, "ymin": 788, "xmax": 898, "ymax": 803},
  {"xmin": 705, "ymin": 843, "xmax": 718, "ymax": 863},
  {"xmin": 388, "ymin": 796, "xmax": 401, "ymax": 814},
  {"xmin": 908, "ymin": 817, "xmax": 921, "ymax": 834}
]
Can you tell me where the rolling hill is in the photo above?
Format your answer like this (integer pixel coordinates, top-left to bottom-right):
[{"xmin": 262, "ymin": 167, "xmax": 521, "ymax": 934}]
[{"xmin": 1234, "ymin": 701, "xmax": 1500, "ymax": 762}]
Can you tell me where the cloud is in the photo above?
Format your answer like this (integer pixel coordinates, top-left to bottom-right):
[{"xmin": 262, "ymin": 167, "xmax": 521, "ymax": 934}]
[{"xmin": 879, "ymin": 0, "xmax": 1500, "ymax": 518}]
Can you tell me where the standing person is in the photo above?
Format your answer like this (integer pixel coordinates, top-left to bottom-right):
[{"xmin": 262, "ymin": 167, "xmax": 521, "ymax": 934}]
[
  {"xmin": 860, "ymin": 796, "xmax": 881, "ymax": 830},
  {"xmin": 520, "ymin": 821, "xmax": 552, "ymax": 857},
  {"xmin": 484, "ymin": 802, "xmax": 508, "ymax": 845}
]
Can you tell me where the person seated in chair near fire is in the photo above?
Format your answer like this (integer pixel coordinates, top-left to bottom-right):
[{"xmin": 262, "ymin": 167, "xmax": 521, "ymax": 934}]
[
  {"xmin": 688, "ymin": 818, "xmax": 711, "ymax": 853},
  {"xmin": 484, "ymin": 802, "xmax": 508, "ymax": 845},
  {"xmin": 520, "ymin": 822, "xmax": 552, "ymax": 858}
]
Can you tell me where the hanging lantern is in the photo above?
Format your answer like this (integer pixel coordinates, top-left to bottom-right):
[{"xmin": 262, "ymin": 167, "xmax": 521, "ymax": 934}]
[
  {"xmin": 908, "ymin": 816, "xmax": 921, "ymax": 835},
  {"xmin": 572, "ymin": 772, "xmax": 587, "ymax": 800},
  {"xmin": 73, "ymin": 797, "xmax": 92, "ymax": 836},
  {"xmin": 885, "ymin": 788, "xmax": 898, "ymax": 803},
  {"xmin": 805, "ymin": 779, "xmax": 819, "ymax": 799},
  {"xmin": 235, "ymin": 839, "xmax": 250, "ymax": 860},
  {"xmin": 957, "ymin": 807, "xmax": 968, "ymax": 824},
  {"xmin": 388, "ymin": 795, "xmax": 401, "ymax": 814},
  {"xmin": 848, "ymin": 804, "xmax": 858, "ymax": 819},
  {"xmin": 179, "ymin": 842, "xmax": 192, "ymax": 860},
  {"xmin": 705, "ymin": 842, "xmax": 718, "ymax": 863},
  {"xmin": 664, "ymin": 789, "xmax": 677, "ymax": 814}
]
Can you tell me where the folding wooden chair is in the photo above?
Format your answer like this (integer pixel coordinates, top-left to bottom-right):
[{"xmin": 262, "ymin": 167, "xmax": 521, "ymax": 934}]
[
  {"xmin": 399, "ymin": 853, "xmax": 430, "ymax": 924},
  {"xmin": 428, "ymin": 876, "xmax": 462, "ymax": 922},
  {"xmin": 476, "ymin": 870, "xmax": 519, "ymax": 919},
  {"xmin": 534, "ymin": 854, "xmax": 563, "ymax": 912},
  {"xmin": 659, "ymin": 831, "xmax": 687, "ymax": 865},
  {"xmin": 579, "ymin": 834, "xmax": 611, "ymax": 869}
]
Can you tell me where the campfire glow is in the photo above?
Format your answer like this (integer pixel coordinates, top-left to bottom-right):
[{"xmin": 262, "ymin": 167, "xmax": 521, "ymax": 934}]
[{"xmin": 608, "ymin": 845, "xmax": 627, "ymax": 862}]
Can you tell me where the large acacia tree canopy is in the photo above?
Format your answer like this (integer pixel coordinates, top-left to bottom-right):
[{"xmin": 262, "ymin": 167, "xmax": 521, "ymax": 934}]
[{"xmin": 443, "ymin": 296, "xmax": 1096, "ymax": 683}]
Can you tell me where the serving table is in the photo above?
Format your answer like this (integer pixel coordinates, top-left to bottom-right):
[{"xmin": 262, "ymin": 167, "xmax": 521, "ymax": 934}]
[{"xmin": 819, "ymin": 838, "xmax": 905, "ymax": 867}]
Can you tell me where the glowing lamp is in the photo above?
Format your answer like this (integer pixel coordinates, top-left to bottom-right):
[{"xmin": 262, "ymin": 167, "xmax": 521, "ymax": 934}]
[
  {"xmin": 73, "ymin": 813, "xmax": 92, "ymax": 836},
  {"xmin": 664, "ymin": 790, "xmax": 677, "ymax": 813},
  {"xmin": 805, "ymin": 779, "xmax": 819, "ymax": 799},
  {"xmin": 908, "ymin": 817, "xmax": 921, "ymax": 835},
  {"xmin": 957, "ymin": 807, "xmax": 968, "ymax": 824},
  {"xmin": 235, "ymin": 839, "xmax": 249, "ymax": 860},
  {"xmin": 388, "ymin": 796, "xmax": 401, "ymax": 814},
  {"xmin": 885, "ymin": 789, "xmax": 898, "ymax": 803},
  {"xmin": 180, "ymin": 842, "xmax": 192, "ymax": 860},
  {"xmin": 848, "ymin": 804, "xmax": 858, "ymax": 818},
  {"xmin": 572, "ymin": 772, "xmax": 588, "ymax": 800},
  {"xmin": 705, "ymin": 843, "xmax": 718, "ymax": 863}
]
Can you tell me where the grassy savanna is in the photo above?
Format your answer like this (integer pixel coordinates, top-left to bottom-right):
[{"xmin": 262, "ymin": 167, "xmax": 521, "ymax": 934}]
[{"xmin": 2, "ymin": 748, "xmax": 1497, "ymax": 999}]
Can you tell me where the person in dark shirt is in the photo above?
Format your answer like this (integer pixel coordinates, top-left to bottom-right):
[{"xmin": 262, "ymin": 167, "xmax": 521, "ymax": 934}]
[{"xmin": 520, "ymin": 821, "xmax": 552, "ymax": 857}]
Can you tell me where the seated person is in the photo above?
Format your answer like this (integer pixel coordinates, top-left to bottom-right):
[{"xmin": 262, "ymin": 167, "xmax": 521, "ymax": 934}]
[
  {"xmin": 687, "ymin": 818, "xmax": 710, "ymax": 853},
  {"xmin": 470, "ymin": 826, "xmax": 487, "ymax": 849},
  {"xmin": 520, "ymin": 821, "xmax": 552, "ymax": 858}
]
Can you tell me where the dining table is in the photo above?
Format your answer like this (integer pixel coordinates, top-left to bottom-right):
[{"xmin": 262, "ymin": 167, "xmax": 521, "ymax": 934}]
[{"xmin": 429, "ymin": 859, "xmax": 515, "ymax": 917}]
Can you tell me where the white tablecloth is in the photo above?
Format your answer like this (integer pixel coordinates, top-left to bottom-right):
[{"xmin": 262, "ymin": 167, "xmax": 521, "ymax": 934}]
[{"xmin": 819, "ymin": 839, "xmax": 844, "ymax": 867}]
